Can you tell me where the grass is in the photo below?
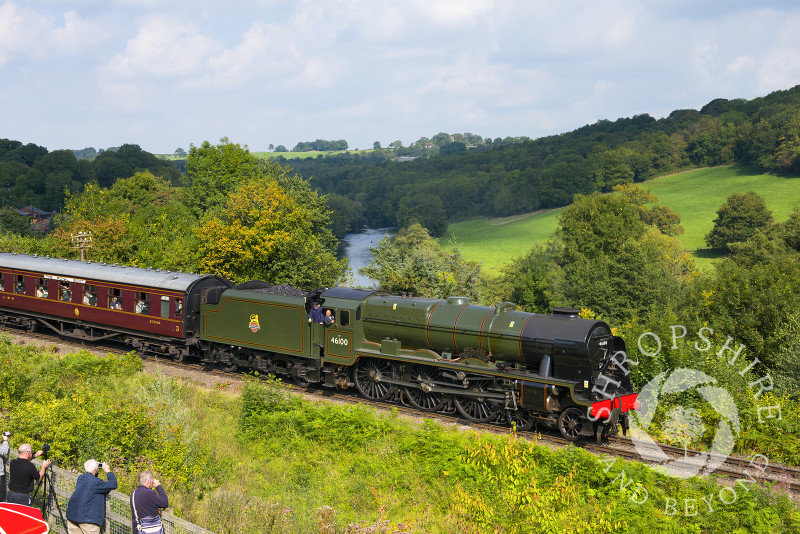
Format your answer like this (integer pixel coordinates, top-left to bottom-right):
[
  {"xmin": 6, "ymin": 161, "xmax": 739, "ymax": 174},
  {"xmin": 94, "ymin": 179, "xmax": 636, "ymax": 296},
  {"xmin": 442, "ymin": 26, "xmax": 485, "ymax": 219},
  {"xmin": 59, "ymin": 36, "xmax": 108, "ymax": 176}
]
[
  {"xmin": 4, "ymin": 340, "xmax": 800, "ymax": 533},
  {"xmin": 443, "ymin": 165, "xmax": 800, "ymax": 275},
  {"xmin": 441, "ymin": 209, "xmax": 562, "ymax": 276}
]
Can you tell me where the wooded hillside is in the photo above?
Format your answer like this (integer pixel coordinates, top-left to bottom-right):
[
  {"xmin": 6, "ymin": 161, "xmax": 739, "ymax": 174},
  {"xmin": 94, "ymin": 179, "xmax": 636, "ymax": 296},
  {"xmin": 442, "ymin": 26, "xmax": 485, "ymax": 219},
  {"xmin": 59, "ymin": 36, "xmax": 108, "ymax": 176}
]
[{"xmin": 284, "ymin": 85, "xmax": 800, "ymax": 236}]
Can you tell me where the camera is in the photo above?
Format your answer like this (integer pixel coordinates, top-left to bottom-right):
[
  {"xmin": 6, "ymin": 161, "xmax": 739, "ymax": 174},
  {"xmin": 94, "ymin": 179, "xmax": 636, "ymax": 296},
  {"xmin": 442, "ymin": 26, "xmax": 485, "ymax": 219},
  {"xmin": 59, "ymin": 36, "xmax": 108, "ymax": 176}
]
[
  {"xmin": 2, "ymin": 431, "xmax": 9, "ymax": 437},
  {"xmin": 98, "ymin": 462, "xmax": 104, "ymax": 468},
  {"xmin": 41, "ymin": 443, "xmax": 50, "ymax": 460}
]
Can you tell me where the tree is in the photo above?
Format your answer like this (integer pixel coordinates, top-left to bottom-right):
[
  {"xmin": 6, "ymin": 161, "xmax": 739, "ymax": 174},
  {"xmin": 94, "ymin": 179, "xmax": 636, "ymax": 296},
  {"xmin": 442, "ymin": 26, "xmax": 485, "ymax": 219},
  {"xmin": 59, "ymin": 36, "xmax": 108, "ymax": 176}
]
[
  {"xmin": 613, "ymin": 183, "xmax": 683, "ymax": 236},
  {"xmin": 51, "ymin": 172, "xmax": 200, "ymax": 271},
  {"xmin": 439, "ymin": 141, "xmax": 466, "ymax": 155},
  {"xmin": 184, "ymin": 138, "xmax": 260, "ymax": 215},
  {"xmin": 373, "ymin": 141, "xmax": 382, "ymax": 150},
  {"xmin": 268, "ymin": 144, "xmax": 274, "ymax": 152},
  {"xmin": 359, "ymin": 223, "xmax": 481, "ymax": 300},
  {"xmin": 499, "ymin": 244, "xmax": 553, "ymax": 313},
  {"xmin": 396, "ymin": 193, "xmax": 448, "ymax": 237},
  {"xmin": 547, "ymin": 192, "xmax": 695, "ymax": 321},
  {"xmin": 0, "ymin": 207, "xmax": 33, "ymax": 236},
  {"xmin": 174, "ymin": 148, "xmax": 187, "ymax": 157},
  {"xmin": 326, "ymin": 193, "xmax": 365, "ymax": 238},
  {"xmin": 705, "ymin": 192, "xmax": 774, "ymax": 251},
  {"xmin": 196, "ymin": 173, "xmax": 347, "ymax": 287}
]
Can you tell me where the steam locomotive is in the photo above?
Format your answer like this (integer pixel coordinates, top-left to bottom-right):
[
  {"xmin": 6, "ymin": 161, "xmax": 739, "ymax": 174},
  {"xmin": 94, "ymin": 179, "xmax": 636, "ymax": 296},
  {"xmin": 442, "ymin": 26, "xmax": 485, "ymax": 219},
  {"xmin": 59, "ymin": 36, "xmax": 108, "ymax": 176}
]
[{"xmin": 0, "ymin": 253, "xmax": 637, "ymax": 442}]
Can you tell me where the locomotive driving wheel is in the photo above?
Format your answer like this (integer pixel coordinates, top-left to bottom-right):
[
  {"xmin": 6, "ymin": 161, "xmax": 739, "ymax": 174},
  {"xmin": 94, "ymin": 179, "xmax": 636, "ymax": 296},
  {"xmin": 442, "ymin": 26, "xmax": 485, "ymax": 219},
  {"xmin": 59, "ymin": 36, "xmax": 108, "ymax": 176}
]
[
  {"xmin": 354, "ymin": 358, "xmax": 397, "ymax": 401},
  {"xmin": 405, "ymin": 365, "xmax": 447, "ymax": 411},
  {"xmin": 454, "ymin": 379, "xmax": 497, "ymax": 423},
  {"xmin": 558, "ymin": 407, "xmax": 584, "ymax": 441},
  {"xmin": 511, "ymin": 409, "xmax": 535, "ymax": 431}
]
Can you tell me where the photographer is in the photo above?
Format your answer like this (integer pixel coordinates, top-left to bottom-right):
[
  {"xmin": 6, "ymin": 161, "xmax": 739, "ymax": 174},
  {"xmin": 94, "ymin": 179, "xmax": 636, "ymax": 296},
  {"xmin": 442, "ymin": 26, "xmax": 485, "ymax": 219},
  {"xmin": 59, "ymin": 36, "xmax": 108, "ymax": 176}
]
[
  {"xmin": 7, "ymin": 443, "xmax": 50, "ymax": 506},
  {"xmin": 66, "ymin": 459, "xmax": 117, "ymax": 534},
  {"xmin": 130, "ymin": 471, "xmax": 168, "ymax": 534},
  {"xmin": 0, "ymin": 431, "xmax": 9, "ymax": 502}
]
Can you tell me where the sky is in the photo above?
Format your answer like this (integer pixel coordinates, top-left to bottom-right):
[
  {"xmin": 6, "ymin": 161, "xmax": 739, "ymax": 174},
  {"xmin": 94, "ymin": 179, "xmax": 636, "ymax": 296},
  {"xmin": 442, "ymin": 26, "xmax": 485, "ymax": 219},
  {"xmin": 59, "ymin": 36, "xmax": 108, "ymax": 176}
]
[{"xmin": 2, "ymin": 1, "xmax": 800, "ymax": 155}]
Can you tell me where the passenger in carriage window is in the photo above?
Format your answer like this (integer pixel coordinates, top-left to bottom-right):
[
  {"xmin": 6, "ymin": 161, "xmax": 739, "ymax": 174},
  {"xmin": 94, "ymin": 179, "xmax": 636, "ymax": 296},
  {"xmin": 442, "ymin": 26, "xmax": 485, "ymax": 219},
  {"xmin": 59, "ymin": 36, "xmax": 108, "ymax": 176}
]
[
  {"xmin": 109, "ymin": 297, "xmax": 122, "ymax": 310},
  {"xmin": 135, "ymin": 299, "xmax": 150, "ymax": 314},
  {"xmin": 83, "ymin": 289, "xmax": 97, "ymax": 306},
  {"xmin": 175, "ymin": 299, "xmax": 183, "ymax": 316},
  {"xmin": 60, "ymin": 282, "xmax": 71, "ymax": 301}
]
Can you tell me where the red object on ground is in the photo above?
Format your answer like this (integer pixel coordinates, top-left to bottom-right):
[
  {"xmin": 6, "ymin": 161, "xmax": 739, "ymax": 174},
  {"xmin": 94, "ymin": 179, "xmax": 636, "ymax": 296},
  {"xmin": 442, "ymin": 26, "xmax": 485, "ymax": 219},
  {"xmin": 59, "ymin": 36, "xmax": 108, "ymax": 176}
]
[{"xmin": 0, "ymin": 503, "xmax": 50, "ymax": 534}]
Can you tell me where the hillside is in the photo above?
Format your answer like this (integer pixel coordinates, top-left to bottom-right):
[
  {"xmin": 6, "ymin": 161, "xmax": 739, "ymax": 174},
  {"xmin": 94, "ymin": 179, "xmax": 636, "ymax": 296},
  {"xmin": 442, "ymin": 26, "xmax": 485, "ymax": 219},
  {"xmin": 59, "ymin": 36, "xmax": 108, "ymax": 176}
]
[{"xmin": 444, "ymin": 165, "xmax": 800, "ymax": 274}]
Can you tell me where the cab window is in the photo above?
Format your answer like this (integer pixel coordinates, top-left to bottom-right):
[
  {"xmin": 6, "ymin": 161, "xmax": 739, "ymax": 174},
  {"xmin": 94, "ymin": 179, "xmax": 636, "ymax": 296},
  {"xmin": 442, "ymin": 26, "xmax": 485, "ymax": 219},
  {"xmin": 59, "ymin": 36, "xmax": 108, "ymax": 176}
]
[{"xmin": 339, "ymin": 310, "xmax": 350, "ymax": 327}]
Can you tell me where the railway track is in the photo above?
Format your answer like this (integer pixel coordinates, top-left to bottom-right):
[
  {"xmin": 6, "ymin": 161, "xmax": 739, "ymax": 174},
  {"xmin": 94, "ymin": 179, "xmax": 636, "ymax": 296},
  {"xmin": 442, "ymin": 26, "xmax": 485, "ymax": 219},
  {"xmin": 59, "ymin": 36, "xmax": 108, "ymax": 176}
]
[{"xmin": 7, "ymin": 327, "xmax": 800, "ymax": 494}]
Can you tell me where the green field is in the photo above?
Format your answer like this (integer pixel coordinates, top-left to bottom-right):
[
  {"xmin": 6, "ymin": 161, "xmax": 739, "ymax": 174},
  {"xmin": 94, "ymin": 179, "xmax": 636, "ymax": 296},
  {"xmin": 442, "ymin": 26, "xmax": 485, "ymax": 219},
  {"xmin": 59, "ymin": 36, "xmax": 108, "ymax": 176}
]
[
  {"xmin": 158, "ymin": 150, "xmax": 365, "ymax": 161},
  {"xmin": 257, "ymin": 150, "xmax": 363, "ymax": 159},
  {"xmin": 443, "ymin": 165, "xmax": 800, "ymax": 275}
]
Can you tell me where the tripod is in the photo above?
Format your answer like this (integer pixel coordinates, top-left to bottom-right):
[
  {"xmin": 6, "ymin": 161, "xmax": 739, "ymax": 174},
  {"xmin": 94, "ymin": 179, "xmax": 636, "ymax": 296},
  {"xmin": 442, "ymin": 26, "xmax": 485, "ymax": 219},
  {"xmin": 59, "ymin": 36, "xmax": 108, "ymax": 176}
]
[{"xmin": 32, "ymin": 463, "xmax": 67, "ymax": 531}]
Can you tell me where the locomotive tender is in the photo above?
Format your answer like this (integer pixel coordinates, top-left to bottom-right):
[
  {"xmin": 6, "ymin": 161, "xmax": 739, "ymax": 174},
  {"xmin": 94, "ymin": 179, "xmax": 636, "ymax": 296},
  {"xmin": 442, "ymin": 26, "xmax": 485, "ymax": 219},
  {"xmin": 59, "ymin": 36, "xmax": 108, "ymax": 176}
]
[{"xmin": 0, "ymin": 253, "xmax": 637, "ymax": 442}]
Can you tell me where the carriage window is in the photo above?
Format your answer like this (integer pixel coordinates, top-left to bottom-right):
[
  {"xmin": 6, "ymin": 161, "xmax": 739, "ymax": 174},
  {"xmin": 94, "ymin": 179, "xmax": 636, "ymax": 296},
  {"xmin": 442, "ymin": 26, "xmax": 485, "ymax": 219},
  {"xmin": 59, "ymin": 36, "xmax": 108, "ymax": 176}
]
[
  {"xmin": 0, "ymin": 274, "xmax": 4, "ymax": 292},
  {"xmin": 60, "ymin": 281, "xmax": 72, "ymax": 301},
  {"xmin": 339, "ymin": 310, "xmax": 350, "ymax": 327},
  {"xmin": 83, "ymin": 285, "xmax": 97, "ymax": 306},
  {"xmin": 36, "ymin": 278, "xmax": 48, "ymax": 298},
  {"xmin": 135, "ymin": 292, "xmax": 150, "ymax": 315},
  {"xmin": 175, "ymin": 298, "xmax": 183, "ymax": 317},
  {"xmin": 160, "ymin": 296, "xmax": 170, "ymax": 318},
  {"xmin": 108, "ymin": 288, "xmax": 122, "ymax": 310},
  {"xmin": 15, "ymin": 275, "xmax": 25, "ymax": 294}
]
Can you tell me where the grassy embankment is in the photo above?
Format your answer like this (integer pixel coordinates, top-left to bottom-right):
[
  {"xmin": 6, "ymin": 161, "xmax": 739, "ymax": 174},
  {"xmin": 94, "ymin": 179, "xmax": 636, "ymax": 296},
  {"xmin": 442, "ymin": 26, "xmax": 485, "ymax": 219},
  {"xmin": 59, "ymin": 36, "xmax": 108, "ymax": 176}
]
[
  {"xmin": 3, "ymin": 339, "xmax": 798, "ymax": 533},
  {"xmin": 443, "ymin": 166, "xmax": 800, "ymax": 275}
]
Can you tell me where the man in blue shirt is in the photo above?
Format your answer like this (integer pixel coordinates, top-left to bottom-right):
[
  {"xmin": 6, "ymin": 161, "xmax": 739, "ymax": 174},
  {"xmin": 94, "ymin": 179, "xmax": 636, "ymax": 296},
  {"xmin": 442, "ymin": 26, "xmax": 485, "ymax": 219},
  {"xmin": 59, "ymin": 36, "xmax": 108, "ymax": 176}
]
[
  {"xmin": 66, "ymin": 459, "xmax": 117, "ymax": 534},
  {"xmin": 308, "ymin": 302, "xmax": 325, "ymax": 324}
]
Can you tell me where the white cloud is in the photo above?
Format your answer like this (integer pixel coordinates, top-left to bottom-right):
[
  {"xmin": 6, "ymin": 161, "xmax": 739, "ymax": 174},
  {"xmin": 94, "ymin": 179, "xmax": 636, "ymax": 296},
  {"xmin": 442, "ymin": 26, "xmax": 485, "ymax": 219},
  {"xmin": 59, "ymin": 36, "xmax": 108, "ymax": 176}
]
[
  {"xmin": 0, "ymin": 2, "xmax": 103, "ymax": 64},
  {"xmin": 105, "ymin": 16, "xmax": 221, "ymax": 78},
  {"xmin": 410, "ymin": 0, "xmax": 495, "ymax": 28}
]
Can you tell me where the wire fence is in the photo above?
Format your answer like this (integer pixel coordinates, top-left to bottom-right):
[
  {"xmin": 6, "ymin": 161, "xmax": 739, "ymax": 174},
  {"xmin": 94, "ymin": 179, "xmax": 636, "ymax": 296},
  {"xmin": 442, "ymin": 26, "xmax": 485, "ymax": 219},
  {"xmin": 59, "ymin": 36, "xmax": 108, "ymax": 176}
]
[{"xmin": 3, "ymin": 451, "xmax": 216, "ymax": 534}]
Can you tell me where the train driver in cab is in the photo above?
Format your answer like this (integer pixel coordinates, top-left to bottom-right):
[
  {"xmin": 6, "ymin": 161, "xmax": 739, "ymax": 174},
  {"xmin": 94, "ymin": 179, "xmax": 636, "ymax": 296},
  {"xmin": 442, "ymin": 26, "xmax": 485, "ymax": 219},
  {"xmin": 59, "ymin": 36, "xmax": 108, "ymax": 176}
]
[{"xmin": 308, "ymin": 302, "xmax": 324, "ymax": 324}]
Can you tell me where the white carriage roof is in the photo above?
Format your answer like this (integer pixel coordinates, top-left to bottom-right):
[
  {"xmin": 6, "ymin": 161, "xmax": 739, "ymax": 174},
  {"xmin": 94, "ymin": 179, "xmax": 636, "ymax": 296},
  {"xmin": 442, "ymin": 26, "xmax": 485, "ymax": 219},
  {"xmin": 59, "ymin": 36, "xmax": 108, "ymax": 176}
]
[{"xmin": 0, "ymin": 252, "xmax": 204, "ymax": 292}]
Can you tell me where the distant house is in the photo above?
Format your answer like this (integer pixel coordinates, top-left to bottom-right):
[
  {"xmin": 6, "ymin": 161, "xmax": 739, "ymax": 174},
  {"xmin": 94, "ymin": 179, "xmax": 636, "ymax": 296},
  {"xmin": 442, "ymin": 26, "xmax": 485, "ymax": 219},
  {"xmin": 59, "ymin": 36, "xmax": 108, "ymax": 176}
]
[{"xmin": 17, "ymin": 205, "xmax": 55, "ymax": 231}]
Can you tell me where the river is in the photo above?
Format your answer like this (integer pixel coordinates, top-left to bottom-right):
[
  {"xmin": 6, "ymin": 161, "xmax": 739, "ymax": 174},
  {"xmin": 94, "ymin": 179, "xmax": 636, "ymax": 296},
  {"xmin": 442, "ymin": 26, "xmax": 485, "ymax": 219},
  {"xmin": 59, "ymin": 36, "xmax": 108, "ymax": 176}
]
[{"xmin": 337, "ymin": 227, "xmax": 395, "ymax": 288}]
